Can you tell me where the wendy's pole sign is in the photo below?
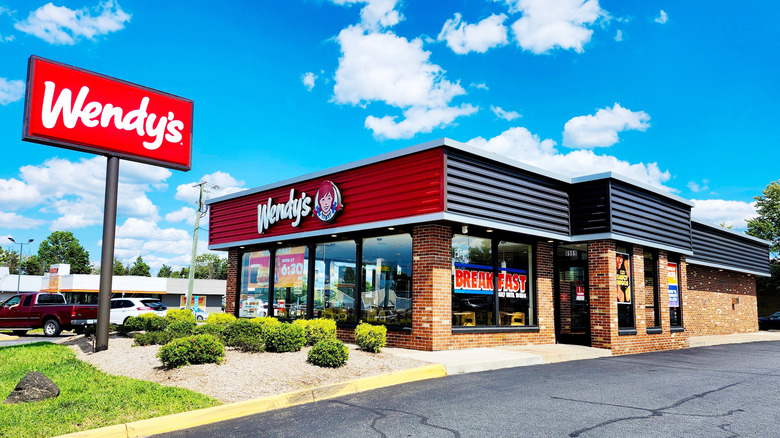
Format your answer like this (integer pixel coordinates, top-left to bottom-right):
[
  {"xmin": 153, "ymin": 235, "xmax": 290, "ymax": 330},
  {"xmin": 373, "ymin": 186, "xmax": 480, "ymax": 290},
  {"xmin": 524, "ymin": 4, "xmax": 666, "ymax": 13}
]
[{"xmin": 22, "ymin": 56, "xmax": 193, "ymax": 351}]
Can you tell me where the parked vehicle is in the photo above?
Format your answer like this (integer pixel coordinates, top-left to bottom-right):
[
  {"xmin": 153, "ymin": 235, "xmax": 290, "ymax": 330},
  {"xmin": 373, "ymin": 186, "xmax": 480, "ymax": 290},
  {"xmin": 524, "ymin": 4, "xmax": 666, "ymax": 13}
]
[
  {"xmin": 758, "ymin": 311, "xmax": 780, "ymax": 330},
  {"xmin": 110, "ymin": 298, "xmax": 167, "ymax": 325},
  {"xmin": 179, "ymin": 306, "xmax": 209, "ymax": 321},
  {"xmin": 0, "ymin": 292, "xmax": 98, "ymax": 336}
]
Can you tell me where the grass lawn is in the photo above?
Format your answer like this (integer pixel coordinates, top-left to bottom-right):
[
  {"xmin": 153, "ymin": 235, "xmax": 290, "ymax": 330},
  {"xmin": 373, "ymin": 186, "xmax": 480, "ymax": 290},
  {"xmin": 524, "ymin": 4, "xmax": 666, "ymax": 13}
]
[{"xmin": 0, "ymin": 342, "xmax": 220, "ymax": 438}]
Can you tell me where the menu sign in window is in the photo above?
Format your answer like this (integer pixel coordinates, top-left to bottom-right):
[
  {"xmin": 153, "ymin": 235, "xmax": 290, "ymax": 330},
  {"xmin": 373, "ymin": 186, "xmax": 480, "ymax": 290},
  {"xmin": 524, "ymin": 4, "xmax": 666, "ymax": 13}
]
[
  {"xmin": 668, "ymin": 262, "xmax": 679, "ymax": 307},
  {"xmin": 454, "ymin": 263, "xmax": 527, "ymax": 298}
]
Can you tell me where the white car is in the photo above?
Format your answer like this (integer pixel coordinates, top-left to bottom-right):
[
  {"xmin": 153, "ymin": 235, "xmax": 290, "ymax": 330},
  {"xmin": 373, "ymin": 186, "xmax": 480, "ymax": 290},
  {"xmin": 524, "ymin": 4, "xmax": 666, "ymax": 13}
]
[
  {"xmin": 110, "ymin": 298, "xmax": 167, "ymax": 325},
  {"xmin": 179, "ymin": 306, "xmax": 209, "ymax": 321}
]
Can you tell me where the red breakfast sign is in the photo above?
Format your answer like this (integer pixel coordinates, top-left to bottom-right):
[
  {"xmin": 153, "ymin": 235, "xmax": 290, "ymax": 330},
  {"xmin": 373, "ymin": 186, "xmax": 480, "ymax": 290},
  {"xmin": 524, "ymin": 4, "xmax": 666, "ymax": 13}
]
[{"xmin": 22, "ymin": 56, "xmax": 193, "ymax": 171}]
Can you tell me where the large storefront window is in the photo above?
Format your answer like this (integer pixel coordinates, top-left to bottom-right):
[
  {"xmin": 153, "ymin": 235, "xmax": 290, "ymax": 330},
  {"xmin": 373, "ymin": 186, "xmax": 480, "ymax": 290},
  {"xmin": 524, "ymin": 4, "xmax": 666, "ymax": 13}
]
[
  {"xmin": 240, "ymin": 250, "xmax": 270, "ymax": 318},
  {"xmin": 644, "ymin": 251, "xmax": 660, "ymax": 330},
  {"xmin": 452, "ymin": 234, "xmax": 534, "ymax": 328},
  {"xmin": 314, "ymin": 240, "xmax": 357, "ymax": 323},
  {"xmin": 361, "ymin": 234, "xmax": 413, "ymax": 326},
  {"xmin": 616, "ymin": 247, "xmax": 634, "ymax": 330},
  {"xmin": 273, "ymin": 246, "xmax": 309, "ymax": 320},
  {"xmin": 668, "ymin": 258, "xmax": 682, "ymax": 327}
]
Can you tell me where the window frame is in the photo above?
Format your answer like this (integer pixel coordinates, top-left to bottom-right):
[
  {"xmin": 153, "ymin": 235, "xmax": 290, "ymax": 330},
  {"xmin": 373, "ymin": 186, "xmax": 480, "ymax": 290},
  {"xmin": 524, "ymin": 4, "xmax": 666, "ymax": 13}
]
[
  {"xmin": 616, "ymin": 245, "xmax": 636, "ymax": 332},
  {"xmin": 644, "ymin": 249, "xmax": 662, "ymax": 334},
  {"xmin": 668, "ymin": 255, "xmax": 683, "ymax": 329}
]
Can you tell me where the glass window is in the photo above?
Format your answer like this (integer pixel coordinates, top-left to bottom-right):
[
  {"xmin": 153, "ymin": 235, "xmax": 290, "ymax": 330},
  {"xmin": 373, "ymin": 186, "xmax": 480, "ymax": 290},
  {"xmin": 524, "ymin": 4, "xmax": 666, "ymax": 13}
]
[
  {"xmin": 644, "ymin": 251, "xmax": 660, "ymax": 329},
  {"xmin": 2, "ymin": 296, "xmax": 21, "ymax": 307},
  {"xmin": 361, "ymin": 234, "xmax": 413, "ymax": 326},
  {"xmin": 314, "ymin": 240, "xmax": 357, "ymax": 323},
  {"xmin": 668, "ymin": 259, "xmax": 682, "ymax": 327},
  {"xmin": 273, "ymin": 246, "xmax": 309, "ymax": 320},
  {"xmin": 452, "ymin": 234, "xmax": 493, "ymax": 326},
  {"xmin": 240, "ymin": 250, "xmax": 270, "ymax": 318},
  {"xmin": 616, "ymin": 251, "xmax": 634, "ymax": 329},
  {"xmin": 497, "ymin": 241, "xmax": 532, "ymax": 326}
]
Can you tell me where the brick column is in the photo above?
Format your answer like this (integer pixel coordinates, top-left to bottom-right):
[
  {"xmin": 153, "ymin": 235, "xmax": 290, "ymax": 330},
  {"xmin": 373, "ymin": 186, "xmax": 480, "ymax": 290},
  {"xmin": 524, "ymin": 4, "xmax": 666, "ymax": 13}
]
[
  {"xmin": 411, "ymin": 224, "xmax": 452, "ymax": 351},
  {"xmin": 589, "ymin": 240, "xmax": 616, "ymax": 349},
  {"xmin": 225, "ymin": 249, "xmax": 238, "ymax": 315},
  {"xmin": 632, "ymin": 246, "xmax": 646, "ymax": 333}
]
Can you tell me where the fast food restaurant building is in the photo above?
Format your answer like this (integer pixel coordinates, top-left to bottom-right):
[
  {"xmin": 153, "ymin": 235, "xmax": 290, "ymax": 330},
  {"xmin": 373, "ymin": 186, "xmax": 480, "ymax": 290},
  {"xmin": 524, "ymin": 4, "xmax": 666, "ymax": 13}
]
[{"xmin": 207, "ymin": 138, "xmax": 770, "ymax": 354}]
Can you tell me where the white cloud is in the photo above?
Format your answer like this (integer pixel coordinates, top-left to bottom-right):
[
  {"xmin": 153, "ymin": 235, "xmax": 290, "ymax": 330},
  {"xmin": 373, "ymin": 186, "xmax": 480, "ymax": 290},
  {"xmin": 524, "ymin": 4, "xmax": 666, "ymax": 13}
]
[
  {"xmin": 508, "ymin": 0, "xmax": 605, "ymax": 54},
  {"xmin": 687, "ymin": 180, "xmax": 709, "ymax": 193},
  {"xmin": 330, "ymin": 0, "xmax": 402, "ymax": 31},
  {"xmin": 0, "ymin": 212, "xmax": 45, "ymax": 229},
  {"xmin": 562, "ymin": 103, "xmax": 650, "ymax": 148},
  {"xmin": 691, "ymin": 199, "xmax": 756, "ymax": 230},
  {"xmin": 469, "ymin": 126, "xmax": 673, "ymax": 190},
  {"xmin": 655, "ymin": 10, "xmax": 668, "ymax": 24},
  {"xmin": 174, "ymin": 171, "xmax": 245, "ymax": 205},
  {"xmin": 334, "ymin": 26, "xmax": 476, "ymax": 139},
  {"xmin": 0, "ymin": 34, "xmax": 15, "ymax": 42},
  {"xmin": 0, "ymin": 77, "xmax": 24, "ymax": 105},
  {"xmin": 302, "ymin": 72, "xmax": 317, "ymax": 91},
  {"xmin": 470, "ymin": 82, "xmax": 489, "ymax": 90},
  {"xmin": 438, "ymin": 13, "xmax": 508, "ymax": 55},
  {"xmin": 614, "ymin": 29, "xmax": 622, "ymax": 41},
  {"xmin": 110, "ymin": 218, "xmax": 195, "ymax": 268},
  {"xmin": 165, "ymin": 207, "xmax": 196, "ymax": 226},
  {"xmin": 14, "ymin": 0, "xmax": 131, "ymax": 45},
  {"xmin": 491, "ymin": 105, "xmax": 521, "ymax": 121}
]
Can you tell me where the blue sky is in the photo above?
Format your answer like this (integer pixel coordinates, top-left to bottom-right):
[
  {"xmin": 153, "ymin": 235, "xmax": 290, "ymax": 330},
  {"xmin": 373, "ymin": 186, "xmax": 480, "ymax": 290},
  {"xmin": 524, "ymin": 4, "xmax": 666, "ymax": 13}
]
[{"xmin": 0, "ymin": 0, "xmax": 777, "ymax": 272}]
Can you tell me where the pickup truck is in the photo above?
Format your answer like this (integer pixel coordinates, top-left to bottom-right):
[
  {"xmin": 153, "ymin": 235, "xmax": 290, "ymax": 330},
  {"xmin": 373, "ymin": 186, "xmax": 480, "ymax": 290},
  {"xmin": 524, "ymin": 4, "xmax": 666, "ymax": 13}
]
[{"xmin": 0, "ymin": 292, "xmax": 99, "ymax": 337}]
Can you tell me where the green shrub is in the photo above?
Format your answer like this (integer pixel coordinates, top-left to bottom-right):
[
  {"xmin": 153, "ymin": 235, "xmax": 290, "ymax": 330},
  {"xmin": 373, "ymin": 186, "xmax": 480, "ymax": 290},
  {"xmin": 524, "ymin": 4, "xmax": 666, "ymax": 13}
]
[
  {"xmin": 249, "ymin": 316, "xmax": 281, "ymax": 329},
  {"xmin": 116, "ymin": 316, "xmax": 143, "ymax": 336},
  {"xmin": 223, "ymin": 319, "xmax": 264, "ymax": 348},
  {"xmin": 300, "ymin": 318, "xmax": 337, "ymax": 346},
  {"xmin": 354, "ymin": 322, "xmax": 387, "ymax": 353},
  {"xmin": 193, "ymin": 323, "xmax": 225, "ymax": 340},
  {"xmin": 133, "ymin": 330, "xmax": 173, "ymax": 346},
  {"xmin": 230, "ymin": 334, "xmax": 266, "ymax": 352},
  {"xmin": 206, "ymin": 312, "xmax": 236, "ymax": 326},
  {"xmin": 264, "ymin": 322, "xmax": 306, "ymax": 353},
  {"xmin": 157, "ymin": 334, "xmax": 225, "ymax": 368},
  {"xmin": 137, "ymin": 313, "xmax": 169, "ymax": 332},
  {"xmin": 165, "ymin": 320, "xmax": 196, "ymax": 338},
  {"xmin": 166, "ymin": 308, "xmax": 196, "ymax": 324},
  {"xmin": 83, "ymin": 325, "xmax": 96, "ymax": 338},
  {"xmin": 307, "ymin": 339, "xmax": 349, "ymax": 368},
  {"xmin": 133, "ymin": 332, "xmax": 156, "ymax": 346}
]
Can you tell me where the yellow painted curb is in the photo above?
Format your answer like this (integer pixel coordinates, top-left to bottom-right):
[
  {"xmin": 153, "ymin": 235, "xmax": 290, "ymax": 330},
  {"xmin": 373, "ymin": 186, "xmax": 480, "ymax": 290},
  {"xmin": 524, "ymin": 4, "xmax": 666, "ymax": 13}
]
[
  {"xmin": 54, "ymin": 363, "xmax": 447, "ymax": 438},
  {"xmin": 0, "ymin": 335, "xmax": 19, "ymax": 341}
]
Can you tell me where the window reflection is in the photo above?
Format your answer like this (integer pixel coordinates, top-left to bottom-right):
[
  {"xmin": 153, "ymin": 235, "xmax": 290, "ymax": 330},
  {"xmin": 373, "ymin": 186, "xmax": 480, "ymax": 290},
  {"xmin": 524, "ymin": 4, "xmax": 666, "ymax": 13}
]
[
  {"xmin": 273, "ymin": 246, "xmax": 308, "ymax": 320},
  {"xmin": 314, "ymin": 240, "xmax": 357, "ymax": 323},
  {"xmin": 361, "ymin": 234, "xmax": 413, "ymax": 326},
  {"xmin": 240, "ymin": 250, "xmax": 270, "ymax": 318}
]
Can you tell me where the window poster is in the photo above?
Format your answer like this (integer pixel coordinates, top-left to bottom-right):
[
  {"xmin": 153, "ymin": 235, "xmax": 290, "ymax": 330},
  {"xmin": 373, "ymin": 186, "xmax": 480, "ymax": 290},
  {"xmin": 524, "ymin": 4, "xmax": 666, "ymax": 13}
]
[
  {"xmin": 247, "ymin": 251, "xmax": 270, "ymax": 290},
  {"xmin": 668, "ymin": 262, "xmax": 679, "ymax": 307},
  {"xmin": 274, "ymin": 246, "xmax": 306, "ymax": 289},
  {"xmin": 616, "ymin": 253, "xmax": 631, "ymax": 303}
]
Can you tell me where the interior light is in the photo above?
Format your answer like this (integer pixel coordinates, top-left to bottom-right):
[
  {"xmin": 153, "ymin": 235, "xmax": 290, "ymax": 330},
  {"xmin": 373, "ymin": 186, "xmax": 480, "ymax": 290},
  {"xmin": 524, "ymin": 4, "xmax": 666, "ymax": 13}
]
[
  {"xmin": 388, "ymin": 227, "xmax": 395, "ymax": 230},
  {"xmin": 486, "ymin": 229, "xmax": 493, "ymax": 233},
  {"xmin": 462, "ymin": 225, "xmax": 468, "ymax": 234},
  {"xmin": 331, "ymin": 234, "xmax": 338, "ymax": 238}
]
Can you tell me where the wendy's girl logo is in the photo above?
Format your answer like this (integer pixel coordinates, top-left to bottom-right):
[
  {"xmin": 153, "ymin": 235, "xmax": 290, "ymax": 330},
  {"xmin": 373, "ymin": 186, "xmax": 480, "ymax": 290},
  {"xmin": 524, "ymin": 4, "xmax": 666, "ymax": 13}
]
[{"xmin": 314, "ymin": 181, "xmax": 343, "ymax": 222}]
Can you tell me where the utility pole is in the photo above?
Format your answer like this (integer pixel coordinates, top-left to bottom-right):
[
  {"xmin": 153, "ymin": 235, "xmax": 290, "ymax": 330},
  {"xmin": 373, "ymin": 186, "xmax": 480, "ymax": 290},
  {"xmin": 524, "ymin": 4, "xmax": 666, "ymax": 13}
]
[{"xmin": 185, "ymin": 182, "xmax": 218, "ymax": 310}]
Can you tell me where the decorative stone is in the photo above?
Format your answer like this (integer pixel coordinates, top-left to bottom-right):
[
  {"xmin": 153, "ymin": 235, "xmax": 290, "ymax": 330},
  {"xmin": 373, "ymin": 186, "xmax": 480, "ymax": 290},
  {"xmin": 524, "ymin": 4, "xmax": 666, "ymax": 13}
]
[{"xmin": 4, "ymin": 372, "xmax": 60, "ymax": 404}]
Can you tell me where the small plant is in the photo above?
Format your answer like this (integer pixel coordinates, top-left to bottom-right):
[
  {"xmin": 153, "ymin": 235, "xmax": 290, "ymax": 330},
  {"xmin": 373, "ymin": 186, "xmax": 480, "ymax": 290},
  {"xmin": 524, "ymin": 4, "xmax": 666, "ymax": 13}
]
[
  {"xmin": 133, "ymin": 332, "xmax": 155, "ymax": 346},
  {"xmin": 83, "ymin": 325, "xmax": 96, "ymax": 338},
  {"xmin": 194, "ymin": 323, "xmax": 225, "ymax": 340},
  {"xmin": 354, "ymin": 322, "xmax": 387, "ymax": 353},
  {"xmin": 157, "ymin": 334, "xmax": 225, "ymax": 368},
  {"xmin": 296, "ymin": 318, "xmax": 337, "ymax": 346},
  {"xmin": 264, "ymin": 322, "xmax": 306, "ymax": 353},
  {"xmin": 165, "ymin": 320, "xmax": 196, "ymax": 338},
  {"xmin": 223, "ymin": 319, "xmax": 264, "ymax": 348},
  {"xmin": 206, "ymin": 312, "xmax": 237, "ymax": 327},
  {"xmin": 230, "ymin": 334, "xmax": 266, "ymax": 352},
  {"xmin": 166, "ymin": 308, "xmax": 196, "ymax": 324},
  {"xmin": 249, "ymin": 316, "xmax": 281, "ymax": 329},
  {"xmin": 137, "ymin": 313, "xmax": 169, "ymax": 332},
  {"xmin": 133, "ymin": 330, "xmax": 173, "ymax": 346},
  {"xmin": 307, "ymin": 339, "xmax": 349, "ymax": 368},
  {"xmin": 116, "ymin": 317, "xmax": 142, "ymax": 336}
]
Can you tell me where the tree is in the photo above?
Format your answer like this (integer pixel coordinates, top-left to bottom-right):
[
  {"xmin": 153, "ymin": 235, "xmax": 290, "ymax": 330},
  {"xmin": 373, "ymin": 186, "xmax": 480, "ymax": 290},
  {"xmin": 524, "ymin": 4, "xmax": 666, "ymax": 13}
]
[
  {"xmin": 157, "ymin": 264, "xmax": 173, "ymax": 277},
  {"xmin": 194, "ymin": 253, "xmax": 227, "ymax": 280},
  {"xmin": 113, "ymin": 258, "xmax": 127, "ymax": 276},
  {"xmin": 37, "ymin": 231, "xmax": 91, "ymax": 274},
  {"xmin": 0, "ymin": 248, "xmax": 20, "ymax": 274},
  {"xmin": 21, "ymin": 255, "xmax": 44, "ymax": 276},
  {"xmin": 747, "ymin": 180, "xmax": 780, "ymax": 254},
  {"xmin": 128, "ymin": 256, "xmax": 151, "ymax": 277}
]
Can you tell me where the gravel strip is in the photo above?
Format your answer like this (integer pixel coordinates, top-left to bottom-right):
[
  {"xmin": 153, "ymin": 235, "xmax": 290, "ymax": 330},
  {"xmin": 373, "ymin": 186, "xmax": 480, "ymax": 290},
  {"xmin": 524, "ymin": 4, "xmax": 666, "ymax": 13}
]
[{"xmin": 62, "ymin": 335, "xmax": 429, "ymax": 403}]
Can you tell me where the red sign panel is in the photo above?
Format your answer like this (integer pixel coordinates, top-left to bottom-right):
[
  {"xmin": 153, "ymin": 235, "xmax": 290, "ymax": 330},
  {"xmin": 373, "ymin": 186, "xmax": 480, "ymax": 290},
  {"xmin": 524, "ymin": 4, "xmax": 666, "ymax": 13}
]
[{"xmin": 22, "ymin": 56, "xmax": 193, "ymax": 171}]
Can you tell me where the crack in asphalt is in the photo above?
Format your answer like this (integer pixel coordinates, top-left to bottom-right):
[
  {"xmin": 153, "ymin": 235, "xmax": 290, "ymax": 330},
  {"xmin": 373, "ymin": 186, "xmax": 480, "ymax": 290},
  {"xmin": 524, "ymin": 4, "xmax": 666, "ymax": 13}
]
[
  {"xmin": 607, "ymin": 358, "xmax": 780, "ymax": 377},
  {"xmin": 328, "ymin": 400, "xmax": 462, "ymax": 438},
  {"xmin": 556, "ymin": 382, "xmax": 745, "ymax": 437}
]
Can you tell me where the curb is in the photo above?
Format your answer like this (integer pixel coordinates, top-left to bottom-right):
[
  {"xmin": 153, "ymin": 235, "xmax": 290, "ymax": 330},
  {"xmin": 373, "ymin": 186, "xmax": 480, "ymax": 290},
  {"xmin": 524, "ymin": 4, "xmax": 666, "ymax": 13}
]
[
  {"xmin": 54, "ymin": 363, "xmax": 447, "ymax": 438},
  {"xmin": 0, "ymin": 334, "xmax": 19, "ymax": 341}
]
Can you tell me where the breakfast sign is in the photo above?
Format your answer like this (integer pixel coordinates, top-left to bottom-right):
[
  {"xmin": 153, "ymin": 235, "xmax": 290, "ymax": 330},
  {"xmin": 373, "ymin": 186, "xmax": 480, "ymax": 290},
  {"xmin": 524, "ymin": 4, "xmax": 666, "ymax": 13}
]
[{"xmin": 22, "ymin": 56, "xmax": 194, "ymax": 351}]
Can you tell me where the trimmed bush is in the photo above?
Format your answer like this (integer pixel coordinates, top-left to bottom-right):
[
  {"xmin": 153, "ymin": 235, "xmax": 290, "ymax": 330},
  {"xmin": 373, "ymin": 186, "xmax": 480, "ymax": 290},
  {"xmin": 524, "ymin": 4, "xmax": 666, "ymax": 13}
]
[
  {"xmin": 223, "ymin": 319, "xmax": 264, "ymax": 348},
  {"xmin": 206, "ymin": 312, "xmax": 236, "ymax": 327},
  {"xmin": 116, "ymin": 316, "xmax": 143, "ymax": 336},
  {"xmin": 249, "ymin": 316, "xmax": 281, "ymax": 329},
  {"xmin": 157, "ymin": 334, "xmax": 225, "ymax": 368},
  {"xmin": 133, "ymin": 332, "xmax": 156, "ymax": 346},
  {"xmin": 193, "ymin": 323, "xmax": 225, "ymax": 340},
  {"xmin": 166, "ymin": 308, "xmax": 196, "ymax": 324},
  {"xmin": 295, "ymin": 318, "xmax": 337, "ymax": 346},
  {"xmin": 165, "ymin": 320, "xmax": 196, "ymax": 338},
  {"xmin": 264, "ymin": 322, "xmax": 306, "ymax": 353},
  {"xmin": 354, "ymin": 322, "xmax": 387, "ymax": 353},
  {"xmin": 230, "ymin": 334, "xmax": 266, "ymax": 352},
  {"xmin": 133, "ymin": 330, "xmax": 174, "ymax": 346},
  {"xmin": 307, "ymin": 339, "xmax": 349, "ymax": 368},
  {"xmin": 137, "ymin": 313, "xmax": 169, "ymax": 332}
]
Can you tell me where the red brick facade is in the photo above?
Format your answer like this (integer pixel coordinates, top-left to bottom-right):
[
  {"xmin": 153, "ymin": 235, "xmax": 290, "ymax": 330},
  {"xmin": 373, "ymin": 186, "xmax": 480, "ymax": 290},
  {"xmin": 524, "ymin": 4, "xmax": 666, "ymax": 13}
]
[
  {"xmin": 685, "ymin": 265, "xmax": 758, "ymax": 336},
  {"xmin": 225, "ymin": 249, "xmax": 238, "ymax": 315}
]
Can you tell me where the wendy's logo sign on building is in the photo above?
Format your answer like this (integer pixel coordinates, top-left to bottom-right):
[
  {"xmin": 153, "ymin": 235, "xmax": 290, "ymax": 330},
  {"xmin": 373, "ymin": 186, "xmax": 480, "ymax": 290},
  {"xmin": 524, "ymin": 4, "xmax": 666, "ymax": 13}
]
[
  {"xmin": 257, "ymin": 181, "xmax": 345, "ymax": 234},
  {"xmin": 23, "ymin": 56, "xmax": 193, "ymax": 171}
]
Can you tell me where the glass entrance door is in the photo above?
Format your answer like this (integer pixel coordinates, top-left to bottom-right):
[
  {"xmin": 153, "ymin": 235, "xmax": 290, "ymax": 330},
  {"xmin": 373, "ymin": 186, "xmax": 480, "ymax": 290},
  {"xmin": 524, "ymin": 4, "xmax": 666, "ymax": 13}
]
[{"xmin": 555, "ymin": 245, "xmax": 590, "ymax": 346}]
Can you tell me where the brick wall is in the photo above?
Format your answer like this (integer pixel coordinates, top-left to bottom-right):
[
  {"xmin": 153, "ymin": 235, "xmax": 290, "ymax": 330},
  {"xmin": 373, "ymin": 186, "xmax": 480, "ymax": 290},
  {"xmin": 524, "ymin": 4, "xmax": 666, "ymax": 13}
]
[
  {"xmin": 225, "ymin": 249, "xmax": 238, "ymax": 315},
  {"xmin": 685, "ymin": 265, "xmax": 758, "ymax": 335}
]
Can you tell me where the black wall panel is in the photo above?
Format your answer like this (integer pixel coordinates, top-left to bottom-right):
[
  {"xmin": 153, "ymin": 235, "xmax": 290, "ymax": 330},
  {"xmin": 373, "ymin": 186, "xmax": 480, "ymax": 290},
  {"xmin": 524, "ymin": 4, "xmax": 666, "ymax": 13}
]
[{"xmin": 690, "ymin": 222, "xmax": 770, "ymax": 275}]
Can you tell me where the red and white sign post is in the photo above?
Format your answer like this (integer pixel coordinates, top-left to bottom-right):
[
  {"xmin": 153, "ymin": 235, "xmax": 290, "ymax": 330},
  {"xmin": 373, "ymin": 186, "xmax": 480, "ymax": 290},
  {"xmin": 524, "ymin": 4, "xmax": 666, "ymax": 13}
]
[{"xmin": 22, "ymin": 56, "xmax": 193, "ymax": 351}]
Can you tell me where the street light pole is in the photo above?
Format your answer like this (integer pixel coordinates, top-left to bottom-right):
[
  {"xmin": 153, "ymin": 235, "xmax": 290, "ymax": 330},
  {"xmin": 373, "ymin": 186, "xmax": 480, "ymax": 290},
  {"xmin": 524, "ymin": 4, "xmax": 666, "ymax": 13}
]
[{"xmin": 7, "ymin": 237, "xmax": 34, "ymax": 293}]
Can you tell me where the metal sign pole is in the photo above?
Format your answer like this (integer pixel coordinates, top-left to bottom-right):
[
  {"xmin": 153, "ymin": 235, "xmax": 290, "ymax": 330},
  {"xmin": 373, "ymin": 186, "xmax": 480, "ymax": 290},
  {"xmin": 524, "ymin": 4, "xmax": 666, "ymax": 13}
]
[{"xmin": 95, "ymin": 156, "xmax": 120, "ymax": 352}]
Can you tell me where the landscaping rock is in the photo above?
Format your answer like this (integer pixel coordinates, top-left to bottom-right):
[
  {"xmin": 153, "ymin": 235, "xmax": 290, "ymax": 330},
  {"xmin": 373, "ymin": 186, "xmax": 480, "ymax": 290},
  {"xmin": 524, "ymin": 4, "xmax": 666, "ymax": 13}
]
[{"xmin": 4, "ymin": 372, "xmax": 60, "ymax": 404}]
